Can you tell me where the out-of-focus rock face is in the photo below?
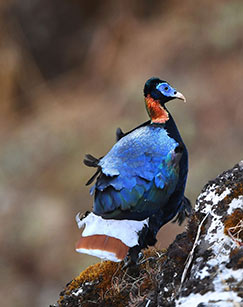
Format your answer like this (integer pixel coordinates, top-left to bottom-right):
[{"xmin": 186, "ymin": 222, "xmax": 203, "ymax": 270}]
[
  {"xmin": 176, "ymin": 161, "xmax": 243, "ymax": 306},
  {"xmin": 54, "ymin": 162, "xmax": 243, "ymax": 307}
]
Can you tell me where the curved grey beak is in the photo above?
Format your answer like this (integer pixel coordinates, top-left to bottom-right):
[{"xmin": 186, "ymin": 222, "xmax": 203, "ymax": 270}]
[{"xmin": 174, "ymin": 91, "xmax": 186, "ymax": 102}]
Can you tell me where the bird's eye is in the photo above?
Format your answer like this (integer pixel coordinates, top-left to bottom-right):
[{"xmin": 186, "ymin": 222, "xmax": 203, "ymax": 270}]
[{"xmin": 164, "ymin": 86, "xmax": 169, "ymax": 91}]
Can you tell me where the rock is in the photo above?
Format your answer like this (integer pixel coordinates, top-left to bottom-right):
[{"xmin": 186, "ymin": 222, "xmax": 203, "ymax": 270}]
[
  {"xmin": 52, "ymin": 162, "xmax": 243, "ymax": 307},
  {"xmin": 176, "ymin": 161, "xmax": 243, "ymax": 306}
]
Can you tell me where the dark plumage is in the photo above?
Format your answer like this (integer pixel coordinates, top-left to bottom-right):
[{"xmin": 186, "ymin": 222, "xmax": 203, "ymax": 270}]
[{"xmin": 76, "ymin": 77, "xmax": 191, "ymax": 263}]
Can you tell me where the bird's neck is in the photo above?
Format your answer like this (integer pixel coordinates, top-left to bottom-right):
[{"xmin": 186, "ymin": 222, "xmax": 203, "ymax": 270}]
[{"xmin": 145, "ymin": 95, "xmax": 169, "ymax": 124}]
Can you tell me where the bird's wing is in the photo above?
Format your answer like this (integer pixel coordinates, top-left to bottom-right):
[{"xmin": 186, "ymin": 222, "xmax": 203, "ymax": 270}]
[
  {"xmin": 84, "ymin": 121, "xmax": 151, "ymax": 185},
  {"xmin": 92, "ymin": 126, "xmax": 182, "ymax": 219}
]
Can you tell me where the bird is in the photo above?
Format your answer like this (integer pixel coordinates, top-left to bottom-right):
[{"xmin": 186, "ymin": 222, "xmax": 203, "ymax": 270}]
[{"xmin": 76, "ymin": 77, "xmax": 191, "ymax": 263}]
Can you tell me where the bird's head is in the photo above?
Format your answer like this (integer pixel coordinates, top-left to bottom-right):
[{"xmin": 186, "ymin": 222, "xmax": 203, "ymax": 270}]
[
  {"xmin": 144, "ymin": 77, "xmax": 186, "ymax": 104},
  {"xmin": 144, "ymin": 77, "xmax": 186, "ymax": 124}
]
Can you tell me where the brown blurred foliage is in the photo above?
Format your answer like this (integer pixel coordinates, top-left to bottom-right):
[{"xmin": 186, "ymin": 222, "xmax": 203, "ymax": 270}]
[{"xmin": 0, "ymin": 0, "xmax": 242, "ymax": 306}]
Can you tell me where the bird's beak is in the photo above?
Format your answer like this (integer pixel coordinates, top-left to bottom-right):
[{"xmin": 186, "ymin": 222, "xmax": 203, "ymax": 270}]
[{"xmin": 174, "ymin": 91, "xmax": 186, "ymax": 102}]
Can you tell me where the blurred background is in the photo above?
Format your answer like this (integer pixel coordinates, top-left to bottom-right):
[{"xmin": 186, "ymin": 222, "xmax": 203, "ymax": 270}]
[{"xmin": 0, "ymin": 0, "xmax": 242, "ymax": 306}]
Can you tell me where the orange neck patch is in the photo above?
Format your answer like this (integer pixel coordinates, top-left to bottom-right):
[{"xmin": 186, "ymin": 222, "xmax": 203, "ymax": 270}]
[{"xmin": 145, "ymin": 95, "xmax": 169, "ymax": 124}]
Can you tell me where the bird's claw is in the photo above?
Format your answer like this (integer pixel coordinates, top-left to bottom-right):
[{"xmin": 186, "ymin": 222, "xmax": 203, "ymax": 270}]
[
  {"xmin": 122, "ymin": 256, "xmax": 132, "ymax": 269},
  {"xmin": 122, "ymin": 251, "xmax": 144, "ymax": 269}
]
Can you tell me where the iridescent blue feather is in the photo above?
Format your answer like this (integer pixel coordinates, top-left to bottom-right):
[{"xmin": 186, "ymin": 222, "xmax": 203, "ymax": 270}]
[{"xmin": 93, "ymin": 125, "xmax": 181, "ymax": 220}]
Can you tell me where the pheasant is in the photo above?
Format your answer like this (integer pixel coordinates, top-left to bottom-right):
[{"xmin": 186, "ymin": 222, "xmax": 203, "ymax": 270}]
[{"xmin": 76, "ymin": 77, "xmax": 191, "ymax": 263}]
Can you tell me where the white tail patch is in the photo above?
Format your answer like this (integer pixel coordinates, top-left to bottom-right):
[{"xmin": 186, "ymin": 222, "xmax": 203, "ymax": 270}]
[{"xmin": 75, "ymin": 212, "xmax": 148, "ymax": 261}]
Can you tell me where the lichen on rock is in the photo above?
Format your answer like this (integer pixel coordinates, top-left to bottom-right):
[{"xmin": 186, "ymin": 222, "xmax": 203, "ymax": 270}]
[
  {"xmin": 56, "ymin": 248, "xmax": 166, "ymax": 307},
  {"xmin": 176, "ymin": 161, "xmax": 243, "ymax": 306}
]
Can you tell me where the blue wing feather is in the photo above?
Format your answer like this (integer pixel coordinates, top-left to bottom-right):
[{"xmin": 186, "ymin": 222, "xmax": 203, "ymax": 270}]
[{"xmin": 92, "ymin": 125, "xmax": 180, "ymax": 220}]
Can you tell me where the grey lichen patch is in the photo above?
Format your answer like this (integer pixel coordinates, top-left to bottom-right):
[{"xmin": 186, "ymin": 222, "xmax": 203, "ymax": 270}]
[{"xmin": 198, "ymin": 162, "xmax": 243, "ymax": 216}]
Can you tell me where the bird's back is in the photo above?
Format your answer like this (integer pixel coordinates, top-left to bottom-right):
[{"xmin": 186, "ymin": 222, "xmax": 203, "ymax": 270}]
[
  {"xmin": 93, "ymin": 124, "xmax": 180, "ymax": 220},
  {"xmin": 100, "ymin": 125, "xmax": 178, "ymax": 177}
]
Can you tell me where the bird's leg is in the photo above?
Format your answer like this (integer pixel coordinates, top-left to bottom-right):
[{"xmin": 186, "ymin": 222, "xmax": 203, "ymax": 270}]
[
  {"xmin": 121, "ymin": 245, "xmax": 143, "ymax": 269},
  {"xmin": 129, "ymin": 245, "xmax": 142, "ymax": 263},
  {"xmin": 122, "ymin": 255, "xmax": 132, "ymax": 269}
]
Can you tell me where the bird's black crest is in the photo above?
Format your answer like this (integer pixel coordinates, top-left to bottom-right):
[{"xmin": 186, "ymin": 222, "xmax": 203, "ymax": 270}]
[{"xmin": 144, "ymin": 77, "xmax": 165, "ymax": 97}]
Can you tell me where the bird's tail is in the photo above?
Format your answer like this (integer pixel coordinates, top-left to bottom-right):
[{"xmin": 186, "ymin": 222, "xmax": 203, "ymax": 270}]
[{"xmin": 75, "ymin": 212, "xmax": 148, "ymax": 262}]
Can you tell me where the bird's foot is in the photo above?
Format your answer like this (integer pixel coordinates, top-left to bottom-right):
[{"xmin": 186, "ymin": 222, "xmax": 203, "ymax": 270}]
[
  {"xmin": 121, "ymin": 249, "xmax": 143, "ymax": 269},
  {"xmin": 122, "ymin": 255, "xmax": 132, "ymax": 270}
]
